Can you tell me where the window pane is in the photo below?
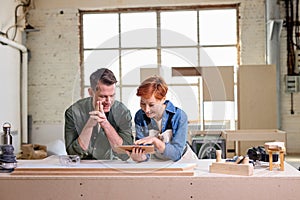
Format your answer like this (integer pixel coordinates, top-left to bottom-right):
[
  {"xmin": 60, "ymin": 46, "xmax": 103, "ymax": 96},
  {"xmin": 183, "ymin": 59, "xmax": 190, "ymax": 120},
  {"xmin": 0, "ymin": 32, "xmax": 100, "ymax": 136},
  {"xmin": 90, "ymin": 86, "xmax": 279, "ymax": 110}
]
[
  {"xmin": 84, "ymin": 50, "xmax": 119, "ymax": 86},
  {"xmin": 200, "ymin": 47, "xmax": 237, "ymax": 66},
  {"xmin": 121, "ymin": 12, "xmax": 156, "ymax": 47},
  {"xmin": 115, "ymin": 87, "xmax": 121, "ymax": 102},
  {"xmin": 168, "ymin": 86, "xmax": 199, "ymax": 121},
  {"xmin": 121, "ymin": 49, "xmax": 157, "ymax": 85},
  {"xmin": 124, "ymin": 85, "xmax": 200, "ymax": 124},
  {"xmin": 203, "ymin": 101, "xmax": 235, "ymax": 130},
  {"xmin": 122, "ymin": 87, "xmax": 140, "ymax": 118},
  {"xmin": 161, "ymin": 11, "xmax": 198, "ymax": 46},
  {"xmin": 161, "ymin": 48, "xmax": 199, "ymax": 84},
  {"xmin": 83, "ymin": 14, "xmax": 119, "ymax": 48},
  {"xmin": 84, "ymin": 80, "xmax": 122, "ymax": 101},
  {"xmin": 200, "ymin": 9, "xmax": 237, "ymax": 45}
]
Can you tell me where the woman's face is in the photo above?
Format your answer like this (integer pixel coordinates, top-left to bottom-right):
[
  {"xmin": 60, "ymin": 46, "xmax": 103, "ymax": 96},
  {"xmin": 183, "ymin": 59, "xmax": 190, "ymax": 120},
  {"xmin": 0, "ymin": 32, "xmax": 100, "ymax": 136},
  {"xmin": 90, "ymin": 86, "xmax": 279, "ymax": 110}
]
[{"xmin": 140, "ymin": 94, "xmax": 165, "ymax": 119}]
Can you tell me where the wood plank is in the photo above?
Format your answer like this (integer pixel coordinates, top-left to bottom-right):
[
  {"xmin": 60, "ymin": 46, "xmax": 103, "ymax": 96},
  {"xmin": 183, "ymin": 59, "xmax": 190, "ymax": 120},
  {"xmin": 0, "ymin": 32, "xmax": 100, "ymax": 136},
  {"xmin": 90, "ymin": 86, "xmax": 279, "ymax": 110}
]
[
  {"xmin": 222, "ymin": 129, "xmax": 286, "ymax": 142},
  {"xmin": 172, "ymin": 67, "xmax": 201, "ymax": 76},
  {"xmin": 202, "ymin": 66, "xmax": 234, "ymax": 101},
  {"xmin": 12, "ymin": 168, "xmax": 194, "ymax": 176},
  {"xmin": 12, "ymin": 157, "xmax": 197, "ymax": 176},
  {"xmin": 140, "ymin": 68, "xmax": 159, "ymax": 82},
  {"xmin": 209, "ymin": 162, "xmax": 253, "ymax": 176},
  {"xmin": 221, "ymin": 129, "xmax": 286, "ymax": 155},
  {"xmin": 238, "ymin": 65, "xmax": 277, "ymax": 129}
]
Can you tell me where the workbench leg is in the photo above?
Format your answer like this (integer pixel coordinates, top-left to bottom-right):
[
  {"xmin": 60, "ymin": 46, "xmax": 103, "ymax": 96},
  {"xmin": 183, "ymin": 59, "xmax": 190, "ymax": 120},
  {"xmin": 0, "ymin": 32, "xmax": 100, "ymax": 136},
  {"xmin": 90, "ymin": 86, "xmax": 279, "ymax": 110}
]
[
  {"xmin": 234, "ymin": 141, "xmax": 239, "ymax": 156},
  {"xmin": 280, "ymin": 151, "xmax": 284, "ymax": 171},
  {"xmin": 269, "ymin": 152, "xmax": 273, "ymax": 171}
]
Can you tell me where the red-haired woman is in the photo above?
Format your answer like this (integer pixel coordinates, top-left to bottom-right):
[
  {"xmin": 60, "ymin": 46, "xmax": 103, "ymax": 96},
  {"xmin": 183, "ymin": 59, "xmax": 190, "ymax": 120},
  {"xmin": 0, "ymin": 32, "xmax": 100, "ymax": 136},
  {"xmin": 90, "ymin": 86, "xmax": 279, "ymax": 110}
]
[{"xmin": 129, "ymin": 75, "xmax": 196, "ymax": 162}]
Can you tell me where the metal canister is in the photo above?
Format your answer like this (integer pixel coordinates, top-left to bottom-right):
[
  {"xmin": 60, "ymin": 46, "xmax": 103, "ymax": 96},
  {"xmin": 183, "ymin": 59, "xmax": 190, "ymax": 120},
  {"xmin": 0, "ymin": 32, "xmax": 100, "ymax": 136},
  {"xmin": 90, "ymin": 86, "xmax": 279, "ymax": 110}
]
[{"xmin": 2, "ymin": 122, "xmax": 12, "ymax": 145}]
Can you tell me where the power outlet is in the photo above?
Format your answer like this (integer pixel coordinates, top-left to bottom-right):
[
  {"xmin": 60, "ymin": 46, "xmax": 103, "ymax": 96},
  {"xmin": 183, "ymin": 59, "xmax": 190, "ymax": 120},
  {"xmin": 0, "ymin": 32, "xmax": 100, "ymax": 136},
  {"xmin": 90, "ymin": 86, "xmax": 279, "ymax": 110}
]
[{"xmin": 285, "ymin": 75, "xmax": 300, "ymax": 93}]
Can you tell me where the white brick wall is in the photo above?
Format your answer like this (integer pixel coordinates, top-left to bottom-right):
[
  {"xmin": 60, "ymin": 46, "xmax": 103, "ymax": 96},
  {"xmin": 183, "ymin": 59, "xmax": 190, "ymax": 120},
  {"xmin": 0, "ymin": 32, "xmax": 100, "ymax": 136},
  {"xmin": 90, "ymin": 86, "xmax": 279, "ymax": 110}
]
[
  {"xmin": 26, "ymin": 0, "xmax": 300, "ymax": 153},
  {"xmin": 26, "ymin": 9, "xmax": 80, "ymax": 143},
  {"xmin": 27, "ymin": 8, "xmax": 80, "ymax": 122},
  {"xmin": 240, "ymin": 0, "xmax": 266, "ymax": 64},
  {"xmin": 279, "ymin": 1, "xmax": 300, "ymax": 153}
]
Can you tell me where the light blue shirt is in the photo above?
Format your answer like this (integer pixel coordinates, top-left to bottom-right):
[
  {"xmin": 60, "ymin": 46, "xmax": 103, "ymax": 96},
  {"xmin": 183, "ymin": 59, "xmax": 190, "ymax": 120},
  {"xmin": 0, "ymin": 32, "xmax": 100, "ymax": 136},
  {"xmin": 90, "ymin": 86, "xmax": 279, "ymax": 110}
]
[{"xmin": 134, "ymin": 100, "xmax": 188, "ymax": 161}]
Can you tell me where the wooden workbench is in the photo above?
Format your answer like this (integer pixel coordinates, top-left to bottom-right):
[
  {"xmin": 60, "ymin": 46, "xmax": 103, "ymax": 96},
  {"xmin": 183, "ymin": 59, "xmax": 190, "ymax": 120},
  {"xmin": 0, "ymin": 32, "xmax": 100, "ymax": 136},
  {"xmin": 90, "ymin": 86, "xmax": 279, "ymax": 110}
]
[
  {"xmin": 0, "ymin": 156, "xmax": 299, "ymax": 200},
  {"xmin": 222, "ymin": 129, "xmax": 287, "ymax": 155}
]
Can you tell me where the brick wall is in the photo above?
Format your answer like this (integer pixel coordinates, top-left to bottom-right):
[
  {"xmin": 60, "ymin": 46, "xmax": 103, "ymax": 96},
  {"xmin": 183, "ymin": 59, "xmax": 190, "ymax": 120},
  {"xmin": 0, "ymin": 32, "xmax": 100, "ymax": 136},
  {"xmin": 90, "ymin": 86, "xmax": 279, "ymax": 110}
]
[
  {"xmin": 279, "ymin": 1, "xmax": 300, "ymax": 153},
  {"xmin": 26, "ymin": 8, "xmax": 80, "ymax": 143}
]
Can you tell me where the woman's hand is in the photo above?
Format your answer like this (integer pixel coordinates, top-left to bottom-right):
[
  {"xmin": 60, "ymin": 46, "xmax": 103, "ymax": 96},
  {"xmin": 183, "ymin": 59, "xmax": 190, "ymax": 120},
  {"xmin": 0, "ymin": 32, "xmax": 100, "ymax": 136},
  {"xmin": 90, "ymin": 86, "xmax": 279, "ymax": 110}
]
[
  {"xmin": 126, "ymin": 147, "xmax": 147, "ymax": 162},
  {"xmin": 135, "ymin": 136, "xmax": 166, "ymax": 153}
]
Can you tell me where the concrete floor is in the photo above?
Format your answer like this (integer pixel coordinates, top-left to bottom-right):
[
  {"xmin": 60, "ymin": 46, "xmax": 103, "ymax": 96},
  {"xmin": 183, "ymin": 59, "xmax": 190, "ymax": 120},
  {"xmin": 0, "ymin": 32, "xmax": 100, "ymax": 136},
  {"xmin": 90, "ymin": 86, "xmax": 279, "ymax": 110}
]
[{"xmin": 286, "ymin": 154, "xmax": 300, "ymax": 170}]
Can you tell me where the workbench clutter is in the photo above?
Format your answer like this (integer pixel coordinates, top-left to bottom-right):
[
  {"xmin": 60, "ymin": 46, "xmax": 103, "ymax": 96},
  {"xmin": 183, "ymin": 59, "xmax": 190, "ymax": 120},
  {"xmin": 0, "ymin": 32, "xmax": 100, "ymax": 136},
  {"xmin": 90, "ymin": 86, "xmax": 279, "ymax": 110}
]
[
  {"xmin": 247, "ymin": 146, "xmax": 279, "ymax": 163},
  {"xmin": 247, "ymin": 142, "xmax": 286, "ymax": 171},
  {"xmin": 209, "ymin": 142, "xmax": 287, "ymax": 176},
  {"xmin": 188, "ymin": 130, "xmax": 226, "ymax": 159},
  {"xmin": 1, "ymin": 122, "xmax": 13, "ymax": 145},
  {"xmin": 17, "ymin": 144, "xmax": 47, "ymax": 159},
  {"xmin": 0, "ymin": 144, "xmax": 17, "ymax": 173},
  {"xmin": 209, "ymin": 150, "xmax": 254, "ymax": 176},
  {"xmin": 0, "ymin": 122, "xmax": 17, "ymax": 172},
  {"xmin": 59, "ymin": 155, "xmax": 80, "ymax": 167}
]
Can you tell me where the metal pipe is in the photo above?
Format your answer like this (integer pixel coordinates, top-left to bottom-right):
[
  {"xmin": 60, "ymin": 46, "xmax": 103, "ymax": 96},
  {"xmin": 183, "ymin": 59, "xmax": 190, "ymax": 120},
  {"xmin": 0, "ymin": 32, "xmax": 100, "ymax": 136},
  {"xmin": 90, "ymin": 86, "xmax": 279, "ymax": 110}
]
[
  {"xmin": 265, "ymin": 0, "xmax": 282, "ymax": 129},
  {"xmin": 0, "ymin": 35, "xmax": 28, "ymax": 144}
]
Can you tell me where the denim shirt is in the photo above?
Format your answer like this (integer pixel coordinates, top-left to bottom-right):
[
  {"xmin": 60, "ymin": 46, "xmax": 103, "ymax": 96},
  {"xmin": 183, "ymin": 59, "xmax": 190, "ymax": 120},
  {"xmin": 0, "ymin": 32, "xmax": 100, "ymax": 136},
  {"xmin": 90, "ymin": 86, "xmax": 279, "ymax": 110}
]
[{"xmin": 134, "ymin": 100, "xmax": 188, "ymax": 161}]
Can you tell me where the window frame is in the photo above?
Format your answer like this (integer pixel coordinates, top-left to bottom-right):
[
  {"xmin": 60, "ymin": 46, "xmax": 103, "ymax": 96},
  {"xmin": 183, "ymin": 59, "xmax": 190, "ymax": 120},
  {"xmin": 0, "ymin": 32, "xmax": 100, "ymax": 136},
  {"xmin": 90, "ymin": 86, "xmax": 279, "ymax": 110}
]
[{"xmin": 79, "ymin": 4, "xmax": 240, "ymax": 129}]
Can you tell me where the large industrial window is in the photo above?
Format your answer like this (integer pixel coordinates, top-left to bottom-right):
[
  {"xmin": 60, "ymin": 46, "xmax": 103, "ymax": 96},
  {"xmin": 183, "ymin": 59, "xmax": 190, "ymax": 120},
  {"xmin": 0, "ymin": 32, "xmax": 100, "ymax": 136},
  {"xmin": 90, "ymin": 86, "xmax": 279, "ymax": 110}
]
[{"xmin": 81, "ymin": 5, "xmax": 239, "ymax": 130}]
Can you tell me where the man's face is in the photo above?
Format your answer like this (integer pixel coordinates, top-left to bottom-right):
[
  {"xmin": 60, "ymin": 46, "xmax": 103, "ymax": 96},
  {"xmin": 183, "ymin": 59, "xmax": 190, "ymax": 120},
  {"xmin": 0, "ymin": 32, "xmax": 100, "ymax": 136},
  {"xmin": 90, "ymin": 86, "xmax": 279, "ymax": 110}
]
[{"xmin": 91, "ymin": 81, "xmax": 116, "ymax": 113}]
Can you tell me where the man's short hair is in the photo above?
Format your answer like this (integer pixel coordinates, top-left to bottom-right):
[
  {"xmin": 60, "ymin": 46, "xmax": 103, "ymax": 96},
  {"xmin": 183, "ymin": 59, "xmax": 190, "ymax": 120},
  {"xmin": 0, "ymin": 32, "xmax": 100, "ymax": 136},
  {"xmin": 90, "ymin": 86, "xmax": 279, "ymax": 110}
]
[{"xmin": 90, "ymin": 68, "xmax": 117, "ymax": 91}]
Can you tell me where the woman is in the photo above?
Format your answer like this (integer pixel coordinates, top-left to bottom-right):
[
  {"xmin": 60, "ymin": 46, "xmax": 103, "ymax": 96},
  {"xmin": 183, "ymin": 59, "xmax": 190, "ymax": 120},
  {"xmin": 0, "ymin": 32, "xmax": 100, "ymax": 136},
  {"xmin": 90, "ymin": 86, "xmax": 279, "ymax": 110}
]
[{"xmin": 129, "ymin": 75, "xmax": 196, "ymax": 162}]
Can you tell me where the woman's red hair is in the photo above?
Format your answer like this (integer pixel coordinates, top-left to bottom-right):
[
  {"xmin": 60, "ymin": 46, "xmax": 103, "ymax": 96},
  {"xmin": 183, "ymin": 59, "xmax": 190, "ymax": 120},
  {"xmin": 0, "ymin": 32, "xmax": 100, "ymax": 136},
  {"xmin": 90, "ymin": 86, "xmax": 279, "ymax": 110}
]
[{"xmin": 136, "ymin": 75, "xmax": 168, "ymax": 100}]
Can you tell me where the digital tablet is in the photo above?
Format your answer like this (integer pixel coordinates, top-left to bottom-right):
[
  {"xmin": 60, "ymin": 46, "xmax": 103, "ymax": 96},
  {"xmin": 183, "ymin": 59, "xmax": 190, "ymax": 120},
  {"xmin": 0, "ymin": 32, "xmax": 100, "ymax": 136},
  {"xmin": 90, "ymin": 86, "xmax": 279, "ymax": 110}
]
[{"xmin": 116, "ymin": 145, "xmax": 155, "ymax": 154}]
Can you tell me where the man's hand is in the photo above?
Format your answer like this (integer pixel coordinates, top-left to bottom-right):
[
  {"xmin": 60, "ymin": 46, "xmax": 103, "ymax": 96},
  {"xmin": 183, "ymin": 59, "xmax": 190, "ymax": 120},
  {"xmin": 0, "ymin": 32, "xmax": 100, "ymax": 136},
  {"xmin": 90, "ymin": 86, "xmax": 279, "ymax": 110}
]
[
  {"xmin": 97, "ymin": 100, "xmax": 108, "ymax": 126},
  {"xmin": 79, "ymin": 100, "xmax": 108, "ymax": 150},
  {"xmin": 87, "ymin": 100, "xmax": 107, "ymax": 127}
]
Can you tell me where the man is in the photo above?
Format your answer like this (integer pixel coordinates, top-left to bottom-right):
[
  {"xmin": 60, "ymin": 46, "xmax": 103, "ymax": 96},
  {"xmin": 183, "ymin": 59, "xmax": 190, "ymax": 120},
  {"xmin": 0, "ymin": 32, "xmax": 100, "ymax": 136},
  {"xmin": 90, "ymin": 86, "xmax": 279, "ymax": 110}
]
[{"xmin": 64, "ymin": 68, "xmax": 133, "ymax": 160}]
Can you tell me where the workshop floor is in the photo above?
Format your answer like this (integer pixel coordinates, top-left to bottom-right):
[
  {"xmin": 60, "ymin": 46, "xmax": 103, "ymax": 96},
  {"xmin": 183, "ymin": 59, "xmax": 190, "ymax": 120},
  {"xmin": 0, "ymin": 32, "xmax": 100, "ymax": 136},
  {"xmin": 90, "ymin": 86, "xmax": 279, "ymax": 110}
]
[{"xmin": 285, "ymin": 154, "xmax": 300, "ymax": 170}]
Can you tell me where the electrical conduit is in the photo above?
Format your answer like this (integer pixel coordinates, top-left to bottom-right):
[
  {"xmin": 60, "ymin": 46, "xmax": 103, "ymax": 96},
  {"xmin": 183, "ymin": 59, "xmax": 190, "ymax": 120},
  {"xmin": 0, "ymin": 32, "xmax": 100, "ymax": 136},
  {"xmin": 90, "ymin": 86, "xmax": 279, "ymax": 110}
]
[{"xmin": 0, "ymin": 35, "xmax": 28, "ymax": 144}]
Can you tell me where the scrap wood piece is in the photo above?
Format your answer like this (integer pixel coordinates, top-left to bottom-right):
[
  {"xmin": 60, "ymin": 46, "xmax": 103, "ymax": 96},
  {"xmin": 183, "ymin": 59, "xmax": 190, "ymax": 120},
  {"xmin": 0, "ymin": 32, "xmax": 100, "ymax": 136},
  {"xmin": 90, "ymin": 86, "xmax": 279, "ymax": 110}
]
[
  {"xmin": 18, "ymin": 144, "xmax": 47, "ymax": 159},
  {"xmin": 209, "ymin": 162, "xmax": 253, "ymax": 176}
]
